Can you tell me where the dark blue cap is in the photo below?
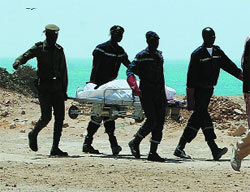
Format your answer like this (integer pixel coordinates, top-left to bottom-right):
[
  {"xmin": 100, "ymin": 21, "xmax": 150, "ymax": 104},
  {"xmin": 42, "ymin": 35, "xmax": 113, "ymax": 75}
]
[
  {"xmin": 110, "ymin": 25, "xmax": 124, "ymax": 34},
  {"xmin": 146, "ymin": 31, "xmax": 160, "ymax": 39}
]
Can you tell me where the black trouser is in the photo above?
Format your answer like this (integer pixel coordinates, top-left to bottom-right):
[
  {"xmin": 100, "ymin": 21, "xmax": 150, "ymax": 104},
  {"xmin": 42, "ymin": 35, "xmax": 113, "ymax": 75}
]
[
  {"xmin": 33, "ymin": 89, "xmax": 65, "ymax": 148},
  {"xmin": 136, "ymin": 90, "xmax": 166, "ymax": 144},
  {"xmin": 85, "ymin": 116, "xmax": 118, "ymax": 147},
  {"xmin": 182, "ymin": 87, "xmax": 216, "ymax": 142}
]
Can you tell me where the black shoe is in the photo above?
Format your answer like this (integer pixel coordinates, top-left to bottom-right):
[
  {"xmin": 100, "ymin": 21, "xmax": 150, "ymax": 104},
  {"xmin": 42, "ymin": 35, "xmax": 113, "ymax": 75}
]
[
  {"xmin": 82, "ymin": 144, "xmax": 100, "ymax": 154},
  {"xmin": 28, "ymin": 131, "xmax": 38, "ymax": 152},
  {"xmin": 212, "ymin": 147, "xmax": 228, "ymax": 161},
  {"xmin": 128, "ymin": 140, "xmax": 140, "ymax": 159},
  {"xmin": 174, "ymin": 147, "xmax": 191, "ymax": 159},
  {"xmin": 111, "ymin": 145, "xmax": 122, "ymax": 155},
  {"xmin": 50, "ymin": 147, "xmax": 68, "ymax": 157},
  {"xmin": 147, "ymin": 152, "xmax": 165, "ymax": 162}
]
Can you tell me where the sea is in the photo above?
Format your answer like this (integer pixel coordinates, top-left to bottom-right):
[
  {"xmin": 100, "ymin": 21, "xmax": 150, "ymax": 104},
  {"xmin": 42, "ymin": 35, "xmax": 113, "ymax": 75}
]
[{"xmin": 0, "ymin": 57, "xmax": 243, "ymax": 97}]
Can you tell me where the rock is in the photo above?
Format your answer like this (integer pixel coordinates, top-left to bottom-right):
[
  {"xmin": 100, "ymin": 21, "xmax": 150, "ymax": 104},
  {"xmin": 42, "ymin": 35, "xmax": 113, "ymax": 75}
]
[
  {"xmin": 234, "ymin": 109, "xmax": 243, "ymax": 115},
  {"xmin": 20, "ymin": 129, "xmax": 26, "ymax": 133},
  {"xmin": 130, "ymin": 121, "xmax": 136, "ymax": 125},
  {"xmin": 5, "ymin": 100, "xmax": 11, "ymax": 106},
  {"xmin": 10, "ymin": 123, "xmax": 16, "ymax": 129},
  {"xmin": 0, "ymin": 110, "xmax": 8, "ymax": 117},
  {"xmin": 31, "ymin": 100, "xmax": 40, "ymax": 104},
  {"xmin": 228, "ymin": 125, "xmax": 247, "ymax": 136},
  {"xmin": 63, "ymin": 123, "xmax": 69, "ymax": 128},
  {"xmin": 208, "ymin": 96, "xmax": 247, "ymax": 124},
  {"xmin": 213, "ymin": 114, "xmax": 220, "ymax": 119},
  {"xmin": 21, "ymin": 110, "xmax": 25, "ymax": 115}
]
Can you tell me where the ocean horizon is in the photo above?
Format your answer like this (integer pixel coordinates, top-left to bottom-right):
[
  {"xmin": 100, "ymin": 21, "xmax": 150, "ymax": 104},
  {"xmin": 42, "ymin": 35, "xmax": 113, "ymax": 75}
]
[{"xmin": 0, "ymin": 57, "xmax": 243, "ymax": 97}]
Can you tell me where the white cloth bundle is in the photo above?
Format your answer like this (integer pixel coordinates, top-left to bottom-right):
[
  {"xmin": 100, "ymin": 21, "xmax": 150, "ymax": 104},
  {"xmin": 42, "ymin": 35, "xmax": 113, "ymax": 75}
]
[{"xmin": 76, "ymin": 79, "xmax": 176, "ymax": 101}]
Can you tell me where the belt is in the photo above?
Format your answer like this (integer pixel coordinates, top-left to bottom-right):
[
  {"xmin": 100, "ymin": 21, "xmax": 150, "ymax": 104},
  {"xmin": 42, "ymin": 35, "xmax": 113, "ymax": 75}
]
[
  {"xmin": 40, "ymin": 77, "xmax": 58, "ymax": 81},
  {"xmin": 39, "ymin": 77, "xmax": 60, "ymax": 84}
]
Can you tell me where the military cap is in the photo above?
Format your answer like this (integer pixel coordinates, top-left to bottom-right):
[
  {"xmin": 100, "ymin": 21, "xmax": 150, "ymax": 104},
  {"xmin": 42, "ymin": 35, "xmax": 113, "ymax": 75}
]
[
  {"xmin": 146, "ymin": 31, "xmax": 160, "ymax": 40},
  {"xmin": 110, "ymin": 25, "xmax": 124, "ymax": 33},
  {"xmin": 43, "ymin": 24, "xmax": 60, "ymax": 33}
]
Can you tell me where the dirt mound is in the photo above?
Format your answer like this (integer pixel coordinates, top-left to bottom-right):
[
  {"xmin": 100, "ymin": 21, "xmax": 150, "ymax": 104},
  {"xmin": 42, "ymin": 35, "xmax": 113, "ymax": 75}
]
[
  {"xmin": 0, "ymin": 65, "xmax": 38, "ymax": 97},
  {"xmin": 209, "ymin": 96, "xmax": 247, "ymax": 122}
]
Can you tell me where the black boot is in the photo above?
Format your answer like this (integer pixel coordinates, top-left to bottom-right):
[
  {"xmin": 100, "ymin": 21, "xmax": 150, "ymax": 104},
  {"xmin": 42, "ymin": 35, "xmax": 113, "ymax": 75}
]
[
  {"xmin": 128, "ymin": 135, "xmax": 143, "ymax": 159},
  {"xmin": 207, "ymin": 140, "xmax": 228, "ymax": 161},
  {"xmin": 50, "ymin": 122, "xmax": 68, "ymax": 157},
  {"xmin": 82, "ymin": 144, "xmax": 100, "ymax": 154},
  {"xmin": 108, "ymin": 133, "xmax": 122, "ymax": 155},
  {"xmin": 147, "ymin": 152, "xmax": 166, "ymax": 162},
  {"xmin": 82, "ymin": 120, "xmax": 100, "ymax": 154},
  {"xmin": 111, "ymin": 146, "xmax": 122, "ymax": 156},
  {"xmin": 50, "ymin": 146, "xmax": 68, "ymax": 157},
  {"xmin": 28, "ymin": 119, "xmax": 46, "ymax": 152},
  {"xmin": 147, "ymin": 143, "xmax": 165, "ymax": 162},
  {"xmin": 174, "ymin": 147, "xmax": 191, "ymax": 159},
  {"xmin": 212, "ymin": 147, "xmax": 228, "ymax": 161},
  {"xmin": 82, "ymin": 135, "xmax": 100, "ymax": 154},
  {"xmin": 173, "ymin": 137, "xmax": 191, "ymax": 159},
  {"xmin": 28, "ymin": 131, "xmax": 38, "ymax": 152}
]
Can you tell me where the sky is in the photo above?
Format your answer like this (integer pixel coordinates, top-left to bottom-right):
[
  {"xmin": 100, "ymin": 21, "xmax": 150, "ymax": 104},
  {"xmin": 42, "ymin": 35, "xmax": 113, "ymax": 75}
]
[{"xmin": 1, "ymin": 0, "xmax": 250, "ymax": 60}]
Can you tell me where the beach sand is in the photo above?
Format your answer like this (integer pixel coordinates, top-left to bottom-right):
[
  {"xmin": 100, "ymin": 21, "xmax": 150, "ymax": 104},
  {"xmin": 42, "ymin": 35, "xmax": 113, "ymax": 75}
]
[{"xmin": 0, "ymin": 88, "xmax": 250, "ymax": 192}]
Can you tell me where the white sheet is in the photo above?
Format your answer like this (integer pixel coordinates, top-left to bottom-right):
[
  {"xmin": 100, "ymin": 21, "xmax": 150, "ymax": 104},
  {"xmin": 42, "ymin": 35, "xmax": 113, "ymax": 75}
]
[{"xmin": 76, "ymin": 79, "xmax": 176, "ymax": 101}]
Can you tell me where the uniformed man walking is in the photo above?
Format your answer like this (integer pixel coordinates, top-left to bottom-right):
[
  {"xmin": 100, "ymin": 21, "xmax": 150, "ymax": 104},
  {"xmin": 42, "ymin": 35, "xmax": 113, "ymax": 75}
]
[
  {"xmin": 82, "ymin": 25, "xmax": 130, "ymax": 155},
  {"xmin": 174, "ymin": 27, "xmax": 243, "ymax": 160},
  {"xmin": 127, "ymin": 31, "xmax": 167, "ymax": 162},
  {"xmin": 13, "ymin": 24, "xmax": 68, "ymax": 156}
]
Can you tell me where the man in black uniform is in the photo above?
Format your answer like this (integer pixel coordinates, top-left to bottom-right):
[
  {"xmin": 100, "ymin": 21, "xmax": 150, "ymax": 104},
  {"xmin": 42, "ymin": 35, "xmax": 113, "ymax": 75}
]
[
  {"xmin": 127, "ymin": 31, "xmax": 167, "ymax": 162},
  {"xmin": 82, "ymin": 25, "xmax": 130, "ymax": 155},
  {"xmin": 174, "ymin": 27, "xmax": 243, "ymax": 160},
  {"xmin": 13, "ymin": 24, "xmax": 68, "ymax": 156}
]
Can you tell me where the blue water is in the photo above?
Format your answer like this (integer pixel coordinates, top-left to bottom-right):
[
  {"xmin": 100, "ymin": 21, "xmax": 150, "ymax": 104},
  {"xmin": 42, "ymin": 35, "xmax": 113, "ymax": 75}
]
[{"xmin": 0, "ymin": 57, "xmax": 243, "ymax": 97}]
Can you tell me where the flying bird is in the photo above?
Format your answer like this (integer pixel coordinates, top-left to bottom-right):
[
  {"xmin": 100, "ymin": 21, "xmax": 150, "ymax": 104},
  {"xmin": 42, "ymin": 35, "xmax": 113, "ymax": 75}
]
[{"xmin": 26, "ymin": 8, "xmax": 36, "ymax": 10}]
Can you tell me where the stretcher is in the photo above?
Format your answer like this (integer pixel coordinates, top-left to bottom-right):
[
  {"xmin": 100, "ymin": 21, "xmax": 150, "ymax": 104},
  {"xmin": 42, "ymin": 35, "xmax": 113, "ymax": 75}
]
[{"xmin": 68, "ymin": 79, "xmax": 186, "ymax": 123}]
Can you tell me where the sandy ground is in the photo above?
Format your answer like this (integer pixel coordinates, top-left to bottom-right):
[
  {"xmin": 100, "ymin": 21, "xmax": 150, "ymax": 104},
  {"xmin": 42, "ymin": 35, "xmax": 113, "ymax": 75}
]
[{"xmin": 0, "ymin": 89, "xmax": 250, "ymax": 192}]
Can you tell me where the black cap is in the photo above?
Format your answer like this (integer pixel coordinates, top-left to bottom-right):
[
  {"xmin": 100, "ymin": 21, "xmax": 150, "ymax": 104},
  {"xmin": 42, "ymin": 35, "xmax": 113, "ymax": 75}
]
[
  {"xmin": 146, "ymin": 31, "xmax": 160, "ymax": 40},
  {"xmin": 110, "ymin": 25, "xmax": 124, "ymax": 34}
]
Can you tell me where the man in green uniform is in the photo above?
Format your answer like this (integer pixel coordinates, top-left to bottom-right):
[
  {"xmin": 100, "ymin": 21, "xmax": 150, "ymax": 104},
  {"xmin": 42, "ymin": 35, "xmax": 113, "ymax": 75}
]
[{"xmin": 13, "ymin": 24, "xmax": 68, "ymax": 156}]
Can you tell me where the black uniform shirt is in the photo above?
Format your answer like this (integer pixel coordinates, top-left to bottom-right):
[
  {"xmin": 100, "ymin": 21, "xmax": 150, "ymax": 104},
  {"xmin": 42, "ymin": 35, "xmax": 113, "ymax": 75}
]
[
  {"xmin": 187, "ymin": 44, "xmax": 241, "ymax": 88},
  {"xmin": 90, "ymin": 40, "xmax": 129, "ymax": 86},
  {"xmin": 127, "ymin": 47, "xmax": 165, "ymax": 91},
  {"xmin": 15, "ymin": 41, "xmax": 68, "ymax": 92}
]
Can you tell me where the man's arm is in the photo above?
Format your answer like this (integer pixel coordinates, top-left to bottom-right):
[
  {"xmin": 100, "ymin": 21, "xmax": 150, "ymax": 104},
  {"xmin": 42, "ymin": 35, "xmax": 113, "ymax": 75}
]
[
  {"xmin": 61, "ymin": 51, "xmax": 68, "ymax": 95},
  {"xmin": 121, "ymin": 52, "xmax": 130, "ymax": 68},
  {"xmin": 126, "ymin": 57, "xmax": 141, "ymax": 97},
  {"xmin": 89, "ymin": 47, "xmax": 104, "ymax": 83},
  {"xmin": 186, "ymin": 53, "xmax": 199, "ymax": 88},
  {"xmin": 89, "ymin": 57, "xmax": 101, "ymax": 83},
  {"xmin": 220, "ymin": 50, "xmax": 243, "ymax": 80},
  {"xmin": 13, "ymin": 44, "xmax": 39, "ymax": 70},
  {"xmin": 186, "ymin": 53, "xmax": 198, "ymax": 110},
  {"xmin": 126, "ymin": 55, "xmax": 141, "ymax": 77}
]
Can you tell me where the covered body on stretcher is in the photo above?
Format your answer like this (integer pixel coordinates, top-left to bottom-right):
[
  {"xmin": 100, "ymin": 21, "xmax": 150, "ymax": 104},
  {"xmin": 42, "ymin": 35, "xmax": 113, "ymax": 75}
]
[{"xmin": 68, "ymin": 79, "xmax": 186, "ymax": 122}]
